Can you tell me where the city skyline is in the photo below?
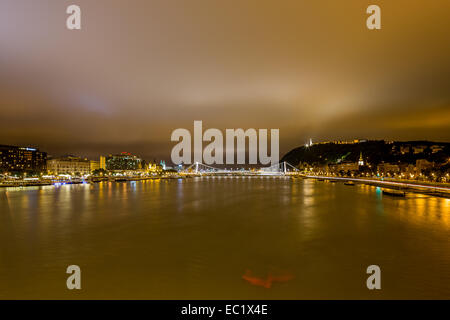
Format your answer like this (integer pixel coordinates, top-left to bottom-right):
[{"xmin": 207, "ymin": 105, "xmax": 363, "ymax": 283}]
[
  {"xmin": 1, "ymin": 0, "xmax": 449, "ymax": 161},
  {"xmin": 2, "ymin": 137, "xmax": 449, "ymax": 164}
]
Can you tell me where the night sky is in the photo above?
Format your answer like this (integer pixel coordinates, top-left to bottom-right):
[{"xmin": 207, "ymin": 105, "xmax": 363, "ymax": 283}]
[{"xmin": 1, "ymin": 0, "xmax": 449, "ymax": 161}]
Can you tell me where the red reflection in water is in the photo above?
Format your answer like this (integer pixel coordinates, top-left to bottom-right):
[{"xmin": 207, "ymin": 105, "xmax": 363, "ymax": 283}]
[{"xmin": 242, "ymin": 270, "xmax": 294, "ymax": 288}]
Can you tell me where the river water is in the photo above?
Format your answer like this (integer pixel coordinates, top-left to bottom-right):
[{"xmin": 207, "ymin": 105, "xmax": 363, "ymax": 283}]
[{"xmin": 1, "ymin": 177, "xmax": 449, "ymax": 299}]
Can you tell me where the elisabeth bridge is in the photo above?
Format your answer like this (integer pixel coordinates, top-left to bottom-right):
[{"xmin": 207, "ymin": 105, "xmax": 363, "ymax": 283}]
[{"xmin": 179, "ymin": 161, "xmax": 300, "ymax": 176}]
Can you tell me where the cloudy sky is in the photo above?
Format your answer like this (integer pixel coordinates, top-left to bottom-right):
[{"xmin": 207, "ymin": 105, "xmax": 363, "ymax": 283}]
[{"xmin": 0, "ymin": 0, "xmax": 449, "ymax": 161}]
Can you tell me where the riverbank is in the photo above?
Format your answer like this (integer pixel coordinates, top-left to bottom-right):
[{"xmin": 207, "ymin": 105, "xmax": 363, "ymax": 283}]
[
  {"xmin": 304, "ymin": 175, "xmax": 450, "ymax": 198},
  {"xmin": 0, "ymin": 175, "xmax": 185, "ymax": 188},
  {"xmin": 2, "ymin": 175, "xmax": 450, "ymax": 199}
]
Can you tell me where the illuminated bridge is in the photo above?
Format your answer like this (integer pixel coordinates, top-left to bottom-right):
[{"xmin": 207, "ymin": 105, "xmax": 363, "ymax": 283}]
[{"xmin": 180, "ymin": 161, "xmax": 300, "ymax": 176}]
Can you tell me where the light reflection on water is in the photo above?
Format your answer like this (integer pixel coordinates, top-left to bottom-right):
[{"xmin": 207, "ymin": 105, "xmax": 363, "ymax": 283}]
[{"xmin": 0, "ymin": 178, "xmax": 449, "ymax": 299}]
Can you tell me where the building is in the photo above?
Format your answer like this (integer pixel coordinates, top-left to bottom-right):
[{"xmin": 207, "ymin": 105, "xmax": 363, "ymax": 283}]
[
  {"xmin": 99, "ymin": 156, "xmax": 106, "ymax": 170},
  {"xmin": 319, "ymin": 139, "xmax": 367, "ymax": 145},
  {"xmin": 431, "ymin": 145, "xmax": 444, "ymax": 153},
  {"xmin": 358, "ymin": 152, "xmax": 364, "ymax": 166},
  {"xmin": 147, "ymin": 162, "xmax": 163, "ymax": 174},
  {"xmin": 106, "ymin": 152, "xmax": 142, "ymax": 171},
  {"xmin": 0, "ymin": 144, "xmax": 47, "ymax": 173},
  {"xmin": 413, "ymin": 146, "xmax": 426, "ymax": 154},
  {"xmin": 90, "ymin": 160, "xmax": 100, "ymax": 172},
  {"xmin": 329, "ymin": 161, "xmax": 360, "ymax": 173},
  {"xmin": 415, "ymin": 159, "xmax": 434, "ymax": 172},
  {"xmin": 400, "ymin": 145, "xmax": 411, "ymax": 154},
  {"xmin": 377, "ymin": 163, "xmax": 400, "ymax": 174},
  {"xmin": 47, "ymin": 156, "xmax": 90, "ymax": 176}
]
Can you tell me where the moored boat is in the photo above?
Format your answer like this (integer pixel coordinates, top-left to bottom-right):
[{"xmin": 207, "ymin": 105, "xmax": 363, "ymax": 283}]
[
  {"xmin": 69, "ymin": 178, "xmax": 84, "ymax": 184},
  {"xmin": 382, "ymin": 189, "xmax": 406, "ymax": 197}
]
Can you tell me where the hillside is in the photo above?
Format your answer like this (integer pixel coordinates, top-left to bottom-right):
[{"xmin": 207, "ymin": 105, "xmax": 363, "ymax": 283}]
[{"xmin": 281, "ymin": 140, "xmax": 450, "ymax": 167}]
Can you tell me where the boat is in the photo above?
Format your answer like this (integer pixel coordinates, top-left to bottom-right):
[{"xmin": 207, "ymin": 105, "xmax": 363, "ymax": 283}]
[
  {"xmin": 382, "ymin": 189, "xmax": 406, "ymax": 197},
  {"xmin": 344, "ymin": 181, "xmax": 355, "ymax": 186},
  {"xmin": 69, "ymin": 178, "xmax": 84, "ymax": 184}
]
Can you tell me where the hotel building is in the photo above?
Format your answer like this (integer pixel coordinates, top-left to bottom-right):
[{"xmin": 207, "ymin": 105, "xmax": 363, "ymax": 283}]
[
  {"xmin": 47, "ymin": 156, "xmax": 91, "ymax": 176},
  {"xmin": 106, "ymin": 152, "xmax": 142, "ymax": 171},
  {"xmin": 0, "ymin": 144, "xmax": 47, "ymax": 173}
]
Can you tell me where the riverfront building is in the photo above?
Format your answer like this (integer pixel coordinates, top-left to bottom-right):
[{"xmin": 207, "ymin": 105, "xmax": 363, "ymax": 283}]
[
  {"xmin": 90, "ymin": 160, "xmax": 100, "ymax": 172},
  {"xmin": 47, "ymin": 156, "xmax": 91, "ymax": 176},
  {"xmin": 0, "ymin": 144, "xmax": 47, "ymax": 173},
  {"xmin": 106, "ymin": 152, "xmax": 142, "ymax": 171},
  {"xmin": 99, "ymin": 156, "xmax": 106, "ymax": 170}
]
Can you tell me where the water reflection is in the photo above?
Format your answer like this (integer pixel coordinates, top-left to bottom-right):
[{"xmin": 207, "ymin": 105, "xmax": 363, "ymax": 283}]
[{"xmin": 0, "ymin": 178, "xmax": 449, "ymax": 299}]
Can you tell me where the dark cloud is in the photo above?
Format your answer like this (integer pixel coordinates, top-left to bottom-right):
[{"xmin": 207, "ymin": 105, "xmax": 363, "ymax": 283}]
[{"xmin": 0, "ymin": 0, "xmax": 449, "ymax": 161}]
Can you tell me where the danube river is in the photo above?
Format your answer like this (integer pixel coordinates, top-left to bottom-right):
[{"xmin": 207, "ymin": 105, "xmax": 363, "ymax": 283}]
[{"xmin": 1, "ymin": 177, "xmax": 449, "ymax": 299}]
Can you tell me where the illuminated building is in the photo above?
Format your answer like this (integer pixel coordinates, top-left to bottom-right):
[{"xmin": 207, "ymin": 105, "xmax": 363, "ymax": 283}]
[
  {"xmin": 90, "ymin": 160, "xmax": 100, "ymax": 172},
  {"xmin": 0, "ymin": 144, "xmax": 47, "ymax": 173},
  {"xmin": 312, "ymin": 139, "xmax": 368, "ymax": 145},
  {"xmin": 415, "ymin": 159, "xmax": 434, "ymax": 172},
  {"xmin": 431, "ymin": 145, "xmax": 444, "ymax": 153},
  {"xmin": 413, "ymin": 146, "xmax": 426, "ymax": 154},
  {"xmin": 358, "ymin": 152, "xmax": 364, "ymax": 166},
  {"xmin": 377, "ymin": 163, "xmax": 400, "ymax": 174},
  {"xmin": 329, "ymin": 162, "xmax": 360, "ymax": 172},
  {"xmin": 147, "ymin": 162, "xmax": 163, "ymax": 173},
  {"xmin": 99, "ymin": 156, "xmax": 106, "ymax": 170},
  {"xmin": 106, "ymin": 152, "xmax": 142, "ymax": 171},
  {"xmin": 47, "ymin": 156, "xmax": 90, "ymax": 175},
  {"xmin": 400, "ymin": 145, "xmax": 411, "ymax": 154}
]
